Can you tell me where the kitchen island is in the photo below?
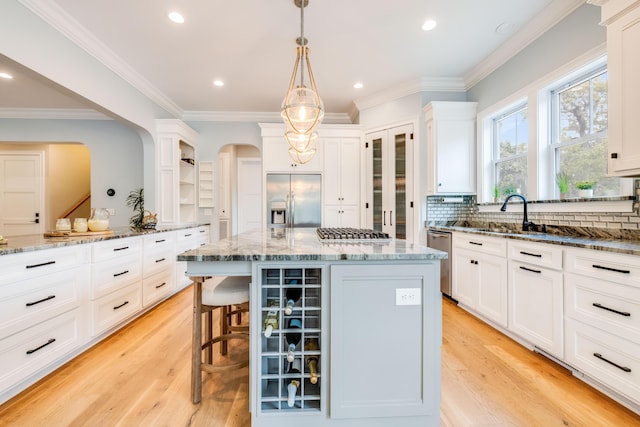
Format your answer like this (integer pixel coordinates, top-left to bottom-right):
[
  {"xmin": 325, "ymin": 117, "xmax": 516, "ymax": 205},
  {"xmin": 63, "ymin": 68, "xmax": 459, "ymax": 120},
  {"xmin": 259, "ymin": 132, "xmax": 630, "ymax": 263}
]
[{"xmin": 178, "ymin": 228, "xmax": 447, "ymax": 427}]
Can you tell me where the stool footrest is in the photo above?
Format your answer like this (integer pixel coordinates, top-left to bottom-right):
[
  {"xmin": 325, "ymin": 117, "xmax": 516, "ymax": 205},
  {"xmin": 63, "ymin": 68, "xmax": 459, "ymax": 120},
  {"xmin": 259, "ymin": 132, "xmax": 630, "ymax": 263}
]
[{"xmin": 201, "ymin": 360, "xmax": 249, "ymax": 373}]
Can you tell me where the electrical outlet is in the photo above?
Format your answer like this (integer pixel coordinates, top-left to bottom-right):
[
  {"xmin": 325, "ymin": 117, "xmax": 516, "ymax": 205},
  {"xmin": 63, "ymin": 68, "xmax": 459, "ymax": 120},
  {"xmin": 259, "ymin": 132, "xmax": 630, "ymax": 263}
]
[
  {"xmin": 106, "ymin": 208, "xmax": 115, "ymax": 216},
  {"xmin": 395, "ymin": 288, "xmax": 421, "ymax": 306}
]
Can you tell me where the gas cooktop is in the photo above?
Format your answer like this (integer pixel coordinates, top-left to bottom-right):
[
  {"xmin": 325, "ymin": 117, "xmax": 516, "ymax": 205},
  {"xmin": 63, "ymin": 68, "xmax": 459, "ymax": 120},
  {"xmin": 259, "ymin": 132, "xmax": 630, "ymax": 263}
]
[{"xmin": 316, "ymin": 228, "xmax": 390, "ymax": 241}]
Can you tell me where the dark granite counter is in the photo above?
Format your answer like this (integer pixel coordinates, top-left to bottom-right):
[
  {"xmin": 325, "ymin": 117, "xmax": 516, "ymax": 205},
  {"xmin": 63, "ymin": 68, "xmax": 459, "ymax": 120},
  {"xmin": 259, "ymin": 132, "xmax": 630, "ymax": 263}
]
[
  {"xmin": 0, "ymin": 223, "xmax": 208, "ymax": 256},
  {"xmin": 177, "ymin": 228, "xmax": 447, "ymax": 262},
  {"xmin": 429, "ymin": 221, "xmax": 640, "ymax": 256}
]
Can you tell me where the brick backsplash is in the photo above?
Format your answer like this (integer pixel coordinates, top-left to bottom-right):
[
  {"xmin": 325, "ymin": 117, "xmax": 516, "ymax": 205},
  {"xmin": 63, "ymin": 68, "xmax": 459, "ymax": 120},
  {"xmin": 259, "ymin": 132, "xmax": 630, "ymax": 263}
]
[{"xmin": 426, "ymin": 193, "xmax": 640, "ymax": 229}]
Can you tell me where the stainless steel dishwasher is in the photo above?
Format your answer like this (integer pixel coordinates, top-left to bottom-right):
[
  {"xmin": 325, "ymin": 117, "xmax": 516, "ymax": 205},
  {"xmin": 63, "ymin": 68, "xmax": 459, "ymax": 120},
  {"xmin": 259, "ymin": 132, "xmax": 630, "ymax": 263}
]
[{"xmin": 427, "ymin": 229, "xmax": 452, "ymax": 297}]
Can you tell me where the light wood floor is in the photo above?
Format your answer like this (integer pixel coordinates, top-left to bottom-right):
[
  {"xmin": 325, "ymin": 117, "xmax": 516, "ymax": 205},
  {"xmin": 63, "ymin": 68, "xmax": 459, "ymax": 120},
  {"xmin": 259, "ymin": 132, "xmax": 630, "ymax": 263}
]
[{"xmin": 1, "ymin": 287, "xmax": 639, "ymax": 426}]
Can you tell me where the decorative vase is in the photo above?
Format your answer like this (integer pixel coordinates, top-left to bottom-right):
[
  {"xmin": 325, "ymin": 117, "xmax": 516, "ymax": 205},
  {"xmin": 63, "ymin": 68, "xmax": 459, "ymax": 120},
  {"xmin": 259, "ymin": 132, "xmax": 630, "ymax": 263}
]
[
  {"xmin": 578, "ymin": 189, "xmax": 593, "ymax": 198},
  {"xmin": 559, "ymin": 192, "xmax": 567, "ymax": 200}
]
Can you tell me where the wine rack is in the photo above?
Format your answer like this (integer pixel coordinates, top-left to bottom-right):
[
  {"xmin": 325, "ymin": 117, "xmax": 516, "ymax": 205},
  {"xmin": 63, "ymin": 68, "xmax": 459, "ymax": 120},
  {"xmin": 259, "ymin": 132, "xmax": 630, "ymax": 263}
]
[{"xmin": 258, "ymin": 267, "xmax": 323, "ymax": 413}]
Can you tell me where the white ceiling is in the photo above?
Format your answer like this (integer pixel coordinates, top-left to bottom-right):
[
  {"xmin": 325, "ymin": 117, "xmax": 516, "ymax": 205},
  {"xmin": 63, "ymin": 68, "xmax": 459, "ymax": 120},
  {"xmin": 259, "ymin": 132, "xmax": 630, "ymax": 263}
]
[{"xmin": 0, "ymin": 0, "xmax": 587, "ymax": 120}]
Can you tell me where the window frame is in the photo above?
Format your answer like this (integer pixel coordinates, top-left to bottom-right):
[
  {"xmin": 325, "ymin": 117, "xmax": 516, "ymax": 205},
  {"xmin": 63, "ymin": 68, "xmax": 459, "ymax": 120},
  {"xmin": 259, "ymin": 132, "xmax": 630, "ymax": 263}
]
[
  {"xmin": 477, "ymin": 47, "xmax": 633, "ymax": 212},
  {"xmin": 492, "ymin": 103, "xmax": 529, "ymax": 197}
]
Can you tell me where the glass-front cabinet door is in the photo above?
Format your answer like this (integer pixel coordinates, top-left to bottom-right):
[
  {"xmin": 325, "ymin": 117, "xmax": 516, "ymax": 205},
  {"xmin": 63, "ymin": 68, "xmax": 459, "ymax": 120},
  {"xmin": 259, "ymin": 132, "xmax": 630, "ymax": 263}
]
[{"xmin": 365, "ymin": 124, "xmax": 414, "ymax": 243}]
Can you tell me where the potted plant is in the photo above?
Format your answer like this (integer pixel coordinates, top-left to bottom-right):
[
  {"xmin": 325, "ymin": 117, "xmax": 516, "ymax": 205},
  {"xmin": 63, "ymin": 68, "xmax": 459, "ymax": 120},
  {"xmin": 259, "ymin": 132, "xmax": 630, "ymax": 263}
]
[
  {"xmin": 576, "ymin": 181, "xmax": 595, "ymax": 198},
  {"xmin": 126, "ymin": 188, "xmax": 145, "ymax": 228},
  {"xmin": 493, "ymin": 185, "xmax": 500, "ymax": 203},
  {"xmin": 555, "ymin": 173, "xmax": 570, "ymax": 199}
]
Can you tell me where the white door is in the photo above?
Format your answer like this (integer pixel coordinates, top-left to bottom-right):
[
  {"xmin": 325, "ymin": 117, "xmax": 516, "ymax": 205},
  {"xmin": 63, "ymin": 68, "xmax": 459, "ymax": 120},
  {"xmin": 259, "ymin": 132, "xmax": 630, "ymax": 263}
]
[
  {"xmin": 0, "ymin": 153, "xmax": 44, "ymax": 237},
  {"xmin": 237, "ymin": 157, "xmax": 262, "ymax": 233}
]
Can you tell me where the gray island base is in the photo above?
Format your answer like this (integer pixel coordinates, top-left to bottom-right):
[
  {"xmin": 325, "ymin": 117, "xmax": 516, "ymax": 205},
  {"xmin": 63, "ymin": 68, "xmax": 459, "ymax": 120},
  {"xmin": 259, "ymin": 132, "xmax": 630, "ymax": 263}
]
[{"xmin": 178, "ymin": 228, "xmax": 446, "ymax": 427}]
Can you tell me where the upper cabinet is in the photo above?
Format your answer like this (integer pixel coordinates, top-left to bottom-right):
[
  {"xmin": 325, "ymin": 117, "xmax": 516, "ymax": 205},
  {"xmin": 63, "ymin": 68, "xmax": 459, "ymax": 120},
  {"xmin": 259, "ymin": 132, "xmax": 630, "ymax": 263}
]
[
  {"xmin": 260, "ymin": 123, "xmax": 324, "ymax": 173},
  {"xmin": 155, "ymin": 120, "xmax": 199, "ymax": 225},
  {"xmin": 596, "ymin": 0, "xmax": 640, "ymax": 176},
  {"xmin": 424, "ymin": 102, "xmax": 477, "ymax": 195}
]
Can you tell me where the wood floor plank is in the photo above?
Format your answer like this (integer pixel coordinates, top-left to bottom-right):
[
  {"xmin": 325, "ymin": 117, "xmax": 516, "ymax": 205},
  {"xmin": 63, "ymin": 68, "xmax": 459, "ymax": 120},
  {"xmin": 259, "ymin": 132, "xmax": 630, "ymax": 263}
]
[{"xmin": 0, "ymin": 288, "xmax": 638, "ymax": 426}]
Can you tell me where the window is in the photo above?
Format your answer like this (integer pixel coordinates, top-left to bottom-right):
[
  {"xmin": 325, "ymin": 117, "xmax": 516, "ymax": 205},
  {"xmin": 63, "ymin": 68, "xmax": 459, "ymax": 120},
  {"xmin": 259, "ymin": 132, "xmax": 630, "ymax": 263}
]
[
  {"xmin": 493, "ymin": 104, "xmax": 528, "ymax": 197},
  {"xmin": 550, "ymin": 66, "xmax": 625, "ymax": 197}
]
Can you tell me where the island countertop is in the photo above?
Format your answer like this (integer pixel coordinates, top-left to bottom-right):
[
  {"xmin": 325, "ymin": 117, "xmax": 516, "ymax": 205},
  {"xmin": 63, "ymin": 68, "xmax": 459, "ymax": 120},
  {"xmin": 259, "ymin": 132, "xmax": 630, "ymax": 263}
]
[{"xmin": 177, "ymin": 228, "xmax": 447, "ymax": 262}]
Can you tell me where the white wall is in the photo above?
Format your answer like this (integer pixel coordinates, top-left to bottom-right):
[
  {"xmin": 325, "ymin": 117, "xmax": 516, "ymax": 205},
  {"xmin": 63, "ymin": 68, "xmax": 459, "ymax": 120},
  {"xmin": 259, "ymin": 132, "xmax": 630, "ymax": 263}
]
[{"xmin": 467, "ymin": 4, "xmax": 605, "ymax": 110}]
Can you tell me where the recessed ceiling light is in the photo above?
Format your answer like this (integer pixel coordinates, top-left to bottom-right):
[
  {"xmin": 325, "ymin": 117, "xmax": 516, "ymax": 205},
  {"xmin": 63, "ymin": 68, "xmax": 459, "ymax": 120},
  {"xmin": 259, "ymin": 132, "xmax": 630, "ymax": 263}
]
[
  {"xmin": 213, "ymin": 80, "xmax": 224, "ymax": 87},
  {"xmin": 495, "ymin": 22, "xmax": 515, "ymax": 35},
  {"xmin": 0, "ymin": 72, "xmax": 13, "ymax": 80},
  {"xmin": 353, "ymin": 82, "xmax": 363, "ymax": 89},
  {"xmin": 421, "ymin": 19, "xmax": 437, "ymax": 31},
  {"xmin": 168, "ymin": 11, "xmax": 185, "ymax": 24}
]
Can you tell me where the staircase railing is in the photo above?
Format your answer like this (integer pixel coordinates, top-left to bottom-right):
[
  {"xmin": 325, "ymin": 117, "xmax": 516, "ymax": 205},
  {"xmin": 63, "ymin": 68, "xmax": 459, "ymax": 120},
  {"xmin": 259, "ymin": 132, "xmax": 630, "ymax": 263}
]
[{"xmin": 60, "ymin": 193, "xmax": 91, "ymax": 219}]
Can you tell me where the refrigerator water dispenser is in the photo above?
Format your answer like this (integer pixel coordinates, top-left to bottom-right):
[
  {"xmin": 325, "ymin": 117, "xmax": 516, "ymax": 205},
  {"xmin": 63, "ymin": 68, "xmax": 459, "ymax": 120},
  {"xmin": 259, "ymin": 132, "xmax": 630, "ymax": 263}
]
[{"xmin": 271, "ymin": 201, "xmax": 287, "ymax": 225}]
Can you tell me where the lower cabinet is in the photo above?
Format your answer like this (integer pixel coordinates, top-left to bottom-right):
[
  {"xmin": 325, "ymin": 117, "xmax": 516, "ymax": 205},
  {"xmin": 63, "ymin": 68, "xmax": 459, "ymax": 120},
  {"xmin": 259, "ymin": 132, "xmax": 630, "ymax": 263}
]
[
  {"xmin": 330, "ymin": 263, "xmax": 440, "ymax": 420},
  {"xmin": 0, "ymin": 308, "xmax": 85, "ymax": 392},
  {"xmin": 452, "ymin": 233, "xmax": 508, "ymax": 328},
  {"xmin": 507, "ymin": 238, "xmax": 564, "ymax": 359},
  {"xmin": 508, "ymin": 260, "xmax": 564, "ymax": 358},
  {"xmin": 323, "ymin": 205, "xmax": 359, "ymax": 228}
]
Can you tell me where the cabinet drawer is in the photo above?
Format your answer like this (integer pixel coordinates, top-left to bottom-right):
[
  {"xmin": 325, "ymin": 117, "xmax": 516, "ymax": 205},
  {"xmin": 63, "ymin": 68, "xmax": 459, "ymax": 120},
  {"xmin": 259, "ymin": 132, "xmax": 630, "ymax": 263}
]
[
  {"xmin": 142, "ymin": 268, "xmax": 175, "ymax": 307},
  {"xmin": 92, "ymin": 237, "xmax": 142, "ymax": 263},
  {"xmin": 508, "ymin": 240, "xmax": 562, "ymax": 270},
  {"xmin": 91, "ymin": 256, "xmax": 142, "ymax": 300},
  {"xmin": 565, "ymin": 247, "xmax": 640, "ymax": 288},
  {"xmin": 0, "ymin": 265, "xmax": 88, "ymax": 339},
  {"xmin": 565, "ymin": 318, "xmax": 640, "ymax": 405},
  {"xmin": 0, "ymin": 245, "xmax": 89, "ymax": 286},
  {"xmin": 0, "ymin": 308, "xmax": 84, "ymax": 392},
  {"xmin": 91, "ymin": 282, "xmax": 141, "ymax": 336},
  {"xmin": 565, "ymin": 272, "xmax": 640, "ymax": 344},
  {"xmin": 453, "ymin": 232, "xmax": 506, "ymax": 257},
  {"xmin": 143, "ymin": 232, "xmax": 175, "ymax": 252},
  {"xmin": 176, "ymin": 227, "xmax": 200, "ymax": 243},
  {"xmin": 143, "ymin": 247, "xmax": 174, "ymax": 277}
]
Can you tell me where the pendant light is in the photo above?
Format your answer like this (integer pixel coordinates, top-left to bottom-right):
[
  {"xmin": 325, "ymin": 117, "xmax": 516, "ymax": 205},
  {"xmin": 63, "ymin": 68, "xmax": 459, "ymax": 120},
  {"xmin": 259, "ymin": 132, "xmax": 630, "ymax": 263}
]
[{"xmin": 281, "ymin": 0, "xmax": 324, "ymax": 164}]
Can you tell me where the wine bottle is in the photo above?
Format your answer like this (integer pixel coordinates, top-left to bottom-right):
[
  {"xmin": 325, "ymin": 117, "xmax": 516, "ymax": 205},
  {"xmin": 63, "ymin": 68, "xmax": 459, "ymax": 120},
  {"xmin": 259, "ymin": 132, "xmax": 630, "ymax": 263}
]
[
  {"xmin": 304, "ymin": 338, "xmax": 320, "ymax": 384},
  {"xmin": 287, "ymin": 380, "xmax": 299, "ymax": 407},
  {"xmin": 263, "ymin": 300, "xmax": 279, "ymax": 338},
  {"xmin": 284, "ymin": 286, "xmax": 302, "ymax": 315},
  {"xmin": 285, "ymin": 318, "xmax": 302, "ymax": 362},
  {"xmin": 287, "ymin": 358, "xmax": 302, "ymax": 374}
]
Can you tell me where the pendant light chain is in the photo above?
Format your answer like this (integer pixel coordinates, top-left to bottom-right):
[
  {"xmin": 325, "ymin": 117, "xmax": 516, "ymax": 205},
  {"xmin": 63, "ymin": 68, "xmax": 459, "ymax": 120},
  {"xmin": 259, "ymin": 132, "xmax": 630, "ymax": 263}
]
[{"xmin": 299, "ymin": 0, "xmax": 305, "ymax": 88}]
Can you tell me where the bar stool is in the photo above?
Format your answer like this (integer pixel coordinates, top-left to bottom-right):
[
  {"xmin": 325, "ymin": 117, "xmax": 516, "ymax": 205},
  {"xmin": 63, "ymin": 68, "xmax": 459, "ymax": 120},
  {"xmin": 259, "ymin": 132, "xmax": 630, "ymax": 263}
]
[{"xmin": 191, "ymin": 275, "xmax": 250, "ymax": 404}]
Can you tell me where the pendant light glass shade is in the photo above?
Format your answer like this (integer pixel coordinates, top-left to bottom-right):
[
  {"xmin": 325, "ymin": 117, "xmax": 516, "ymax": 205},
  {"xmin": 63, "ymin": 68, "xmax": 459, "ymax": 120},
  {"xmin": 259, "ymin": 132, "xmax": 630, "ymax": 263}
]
[
  {"xmin": 288, "ymin": 139, "xmax": 317, "ymax": 164},
  {"xmin": 281, "ymin": 46, "xmax": 324, "ymax": 135},
  {"xmin": 285, "ymin": 126, "xmax": 318, "ymax": 153}
]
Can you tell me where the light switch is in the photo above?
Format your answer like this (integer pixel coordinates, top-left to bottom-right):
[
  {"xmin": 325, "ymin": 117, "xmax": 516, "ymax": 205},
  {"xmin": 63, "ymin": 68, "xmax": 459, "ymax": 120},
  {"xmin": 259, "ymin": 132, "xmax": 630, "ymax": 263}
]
[{"xmin": 395, "ymin": 288, "xmax": 421, "ymax": 306}]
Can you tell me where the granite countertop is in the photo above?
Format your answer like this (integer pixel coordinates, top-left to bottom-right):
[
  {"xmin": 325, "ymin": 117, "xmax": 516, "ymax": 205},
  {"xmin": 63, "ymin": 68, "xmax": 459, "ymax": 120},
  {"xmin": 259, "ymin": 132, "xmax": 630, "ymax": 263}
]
[
  {"xmin": 177, "ymin": 228, "xmax": 447, "ymax": 262},
  {"xmin": 0, "ymin": 223, "xmax": 208, "ymax": 256},
  {"xmin": 430, "ymin": 221, "xmax": 640, "ymax": 256}
]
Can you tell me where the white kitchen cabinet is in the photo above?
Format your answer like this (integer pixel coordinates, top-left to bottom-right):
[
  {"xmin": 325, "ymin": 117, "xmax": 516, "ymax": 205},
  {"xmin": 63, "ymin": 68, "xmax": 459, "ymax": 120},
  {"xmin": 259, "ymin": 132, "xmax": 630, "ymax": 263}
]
[
  {"xmin": 424, "ymin": 102, "xmax": 477, "ymax": 195},
  {"xmin": 322, "ymin": 135, "xmax": 361, "ymax": 228},
  {"xmin": 198, "ymin": 161, "xmax": 214, "ymax": 208},
  {"xmin": 142, "ymin": 232, "xmax": 176, "ymax": 307},
  {"xmin": 0, "ymin": 245, "xmax": 90, "ymax": 396},
  {"xmin": 452, "ymin": 233, "xmax": 508, "ymax": 328},
  {"xmin": 156, "ymin": 119, "xmax": 199, "ymax": 224},
  {"xmin": 175, "ymin": 225, "xmax": 210, "ymax": 290},
  {"xmin": 596, "ymin": 0, "xmax": 640, "ymax": 176},
  {"xmin": 364, "ymin": 124, "xmax": 414, "ymax": 242},
  {"xmin": 260, "ymin": 123, "xmax": 323, "ymax": 173},
  {"xmin": 508, "ymin": 240, "xmax": 564, "ymax": 359},
  {"xmin": 90, "ymin": 236, "xmax": 143, "ymax": 336},
  {"xmin": 564, "ymin": 246, "xmax": 640, "ymax": 408}
]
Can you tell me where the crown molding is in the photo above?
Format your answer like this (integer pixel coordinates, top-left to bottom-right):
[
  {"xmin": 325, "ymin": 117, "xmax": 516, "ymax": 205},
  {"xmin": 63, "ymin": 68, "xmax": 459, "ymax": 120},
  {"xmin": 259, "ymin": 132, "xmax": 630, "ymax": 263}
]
[
  {"xmin": 353, "ymin": 77, "xmax": 466, "ymax": 111},
  {"xmin": 464, "ymin": 0, "xmax": 586, "ymax": 89},
  {"xmin": 18, "ymin": 0, "xmax": 183, "ymax": 118},
  {"xmin": 0, "ymin": 107, "xmax": 111, "ymax": 120},
  {"xmin": 181, "ymin": 110, "xmax": 353, "ymax": 124}
]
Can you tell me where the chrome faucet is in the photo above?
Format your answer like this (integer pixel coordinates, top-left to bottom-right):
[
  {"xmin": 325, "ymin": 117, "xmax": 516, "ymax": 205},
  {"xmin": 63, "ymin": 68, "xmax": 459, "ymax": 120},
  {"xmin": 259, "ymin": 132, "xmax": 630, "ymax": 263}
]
[{"xmin": 500, "ymin": 193, "xmax": 537, "ymax": 232}]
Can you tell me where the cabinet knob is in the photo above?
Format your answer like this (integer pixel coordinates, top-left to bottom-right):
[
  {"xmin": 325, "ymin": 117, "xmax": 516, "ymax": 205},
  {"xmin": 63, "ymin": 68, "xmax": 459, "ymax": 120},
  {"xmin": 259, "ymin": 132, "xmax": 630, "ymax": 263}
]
[{"xmin": 438, "ymin": 183, "xmax": 442, "ymax": 187}]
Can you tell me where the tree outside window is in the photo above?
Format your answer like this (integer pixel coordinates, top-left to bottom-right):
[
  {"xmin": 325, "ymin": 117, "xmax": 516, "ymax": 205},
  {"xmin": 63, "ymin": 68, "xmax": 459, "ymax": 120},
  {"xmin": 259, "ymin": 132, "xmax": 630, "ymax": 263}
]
[
  {"xmin": 493, "ymin": 106, "xmax": 528, "ymax": 198},
  {"xmin": 552, "ymin": 68, "xmax": 626, "ymax": 197}
]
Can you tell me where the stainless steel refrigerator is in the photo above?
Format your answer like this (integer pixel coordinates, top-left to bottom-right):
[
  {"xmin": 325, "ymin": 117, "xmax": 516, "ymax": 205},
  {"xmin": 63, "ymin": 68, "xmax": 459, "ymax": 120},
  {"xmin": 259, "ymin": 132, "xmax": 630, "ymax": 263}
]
[{"xmin": 266, "ymin": 174, "xmax": 321, "ymax": 228}]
